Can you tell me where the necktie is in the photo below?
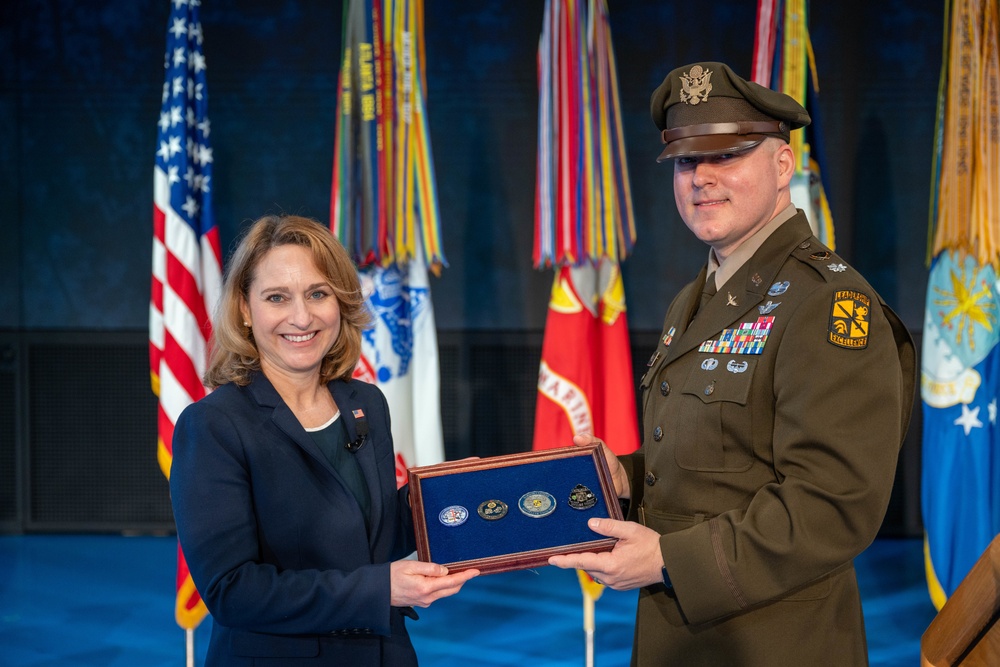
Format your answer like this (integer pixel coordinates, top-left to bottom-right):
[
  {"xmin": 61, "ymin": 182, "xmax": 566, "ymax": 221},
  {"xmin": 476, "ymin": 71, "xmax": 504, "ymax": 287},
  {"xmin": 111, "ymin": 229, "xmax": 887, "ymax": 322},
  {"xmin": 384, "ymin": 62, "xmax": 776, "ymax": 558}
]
[{"xmin": 697, "ymin": 272, "xmax": 717, "ymax": 316}]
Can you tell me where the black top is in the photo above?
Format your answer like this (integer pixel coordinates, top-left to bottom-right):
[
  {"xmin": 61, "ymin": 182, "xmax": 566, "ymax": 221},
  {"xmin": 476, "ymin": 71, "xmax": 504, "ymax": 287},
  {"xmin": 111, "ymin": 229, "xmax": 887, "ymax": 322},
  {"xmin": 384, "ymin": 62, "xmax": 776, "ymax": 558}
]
[{"xmin": 308, "ymin": 414, "xmax": 371, "ymax": 530}]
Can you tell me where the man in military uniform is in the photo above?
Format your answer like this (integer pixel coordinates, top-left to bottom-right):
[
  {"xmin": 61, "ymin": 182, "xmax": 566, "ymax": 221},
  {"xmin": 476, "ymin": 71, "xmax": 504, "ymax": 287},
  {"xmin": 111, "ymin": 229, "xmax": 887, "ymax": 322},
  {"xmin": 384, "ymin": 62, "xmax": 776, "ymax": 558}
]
[{"xmin": 549, "ymin": 61, "xmax": 916, "ymax": 665}]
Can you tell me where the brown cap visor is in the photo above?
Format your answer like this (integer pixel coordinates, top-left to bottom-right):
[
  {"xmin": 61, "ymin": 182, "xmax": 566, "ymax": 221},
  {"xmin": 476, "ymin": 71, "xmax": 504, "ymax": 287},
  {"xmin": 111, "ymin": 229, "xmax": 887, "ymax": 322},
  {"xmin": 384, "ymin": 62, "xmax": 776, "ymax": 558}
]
[{"xmin": 656, "ymin": 134, "xmax": 766, "ymax": 162}]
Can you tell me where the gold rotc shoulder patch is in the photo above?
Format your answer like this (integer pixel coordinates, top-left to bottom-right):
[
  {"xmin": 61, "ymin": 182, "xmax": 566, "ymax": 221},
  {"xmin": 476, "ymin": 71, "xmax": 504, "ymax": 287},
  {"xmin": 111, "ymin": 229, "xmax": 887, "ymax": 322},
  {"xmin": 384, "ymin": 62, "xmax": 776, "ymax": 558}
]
[{"xmin": 828, "ymin": 290, "xmax": 871, "ymax": 349}]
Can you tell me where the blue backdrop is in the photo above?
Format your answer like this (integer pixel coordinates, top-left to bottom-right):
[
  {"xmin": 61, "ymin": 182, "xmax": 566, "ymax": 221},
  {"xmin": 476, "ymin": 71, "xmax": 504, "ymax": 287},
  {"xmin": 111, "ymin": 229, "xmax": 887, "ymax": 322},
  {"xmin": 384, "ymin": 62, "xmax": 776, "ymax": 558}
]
[{"xmin": 0, "ymin": 0, "xmax": 940, "ymax": 333}]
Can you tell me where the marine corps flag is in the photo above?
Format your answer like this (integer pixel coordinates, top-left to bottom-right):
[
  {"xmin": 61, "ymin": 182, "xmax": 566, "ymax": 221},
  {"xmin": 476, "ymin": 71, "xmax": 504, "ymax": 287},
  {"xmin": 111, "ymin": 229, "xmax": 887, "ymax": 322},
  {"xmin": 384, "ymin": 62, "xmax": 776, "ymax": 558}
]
[
  {"xmin": 922, "ymin": 0, "xmax": 1000, "ymax": 610},
  {"xmin": 533, "ymin": 261, "xmax": 639, "ymax": 456}
]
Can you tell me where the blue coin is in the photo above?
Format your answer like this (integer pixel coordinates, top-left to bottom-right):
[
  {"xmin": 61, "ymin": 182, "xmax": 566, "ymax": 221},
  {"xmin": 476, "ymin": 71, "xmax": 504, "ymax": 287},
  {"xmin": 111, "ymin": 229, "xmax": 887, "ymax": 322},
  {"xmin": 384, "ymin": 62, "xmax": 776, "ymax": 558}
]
[
  {"xmin": 518, "ymin": 491, "xmax": 557, "ymax": 518},
  {"xmin": 438, "ymin": 505, "xmax": 469, "ymax": 527}
]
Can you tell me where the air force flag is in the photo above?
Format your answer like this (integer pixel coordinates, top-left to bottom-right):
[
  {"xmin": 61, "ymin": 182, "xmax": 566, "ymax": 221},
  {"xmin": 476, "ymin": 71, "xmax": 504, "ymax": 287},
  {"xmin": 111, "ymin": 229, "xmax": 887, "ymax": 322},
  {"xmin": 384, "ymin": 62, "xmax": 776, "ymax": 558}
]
[{"xmin": 921, "ymin": 249, "xmax": 1000, "ymax": 609}]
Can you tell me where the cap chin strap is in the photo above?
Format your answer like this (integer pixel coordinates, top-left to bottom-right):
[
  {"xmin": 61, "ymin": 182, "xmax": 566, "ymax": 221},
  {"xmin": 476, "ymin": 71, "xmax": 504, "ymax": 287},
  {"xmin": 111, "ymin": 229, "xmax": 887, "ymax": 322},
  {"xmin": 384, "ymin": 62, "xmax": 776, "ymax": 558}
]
[{"xmin": 661, "ymin": 120, "xmax": 787, "ymax": 143}]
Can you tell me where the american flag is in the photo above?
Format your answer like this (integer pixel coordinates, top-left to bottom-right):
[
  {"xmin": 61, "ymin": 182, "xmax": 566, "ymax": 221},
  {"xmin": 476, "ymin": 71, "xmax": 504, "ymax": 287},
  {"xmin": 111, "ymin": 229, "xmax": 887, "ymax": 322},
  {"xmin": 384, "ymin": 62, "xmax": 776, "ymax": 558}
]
[{"xmin": 150, "ymin": 0, "xmax": 220, "ymax": 631}]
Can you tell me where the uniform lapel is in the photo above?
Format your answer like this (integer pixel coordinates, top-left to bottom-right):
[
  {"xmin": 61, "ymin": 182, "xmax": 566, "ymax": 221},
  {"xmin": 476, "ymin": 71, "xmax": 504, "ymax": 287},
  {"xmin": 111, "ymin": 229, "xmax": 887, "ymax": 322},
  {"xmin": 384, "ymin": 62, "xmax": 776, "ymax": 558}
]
[{"xmin": 667, "ymin": 213, "xmax": 814, "ymax": 364}]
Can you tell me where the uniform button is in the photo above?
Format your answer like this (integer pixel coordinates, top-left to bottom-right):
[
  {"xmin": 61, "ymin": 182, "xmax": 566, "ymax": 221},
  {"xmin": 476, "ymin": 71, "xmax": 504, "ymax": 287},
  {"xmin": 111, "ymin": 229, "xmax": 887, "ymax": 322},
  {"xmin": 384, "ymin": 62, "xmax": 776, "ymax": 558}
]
[
  {"xmin": 645, "ymin": 471, "xmax": 656, "ymax": 486},
  {"xmin": 660, "ymin": 381, "xmax": 669, "ymax": 396},
  {"xmin": 653, "ymin": 426, "xmax": 663, "ymax": 441}
]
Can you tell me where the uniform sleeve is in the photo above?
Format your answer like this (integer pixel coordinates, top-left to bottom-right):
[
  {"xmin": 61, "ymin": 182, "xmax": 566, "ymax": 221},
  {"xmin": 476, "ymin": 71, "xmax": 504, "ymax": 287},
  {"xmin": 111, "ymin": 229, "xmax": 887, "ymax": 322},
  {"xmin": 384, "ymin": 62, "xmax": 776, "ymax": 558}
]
[
  {"xmin": 170, "ymin": 400, "xmax": 395, "ymax": 636},
  {"xmin": 662, "ymin": 284, "xmax": 911, "ymax": 624}
]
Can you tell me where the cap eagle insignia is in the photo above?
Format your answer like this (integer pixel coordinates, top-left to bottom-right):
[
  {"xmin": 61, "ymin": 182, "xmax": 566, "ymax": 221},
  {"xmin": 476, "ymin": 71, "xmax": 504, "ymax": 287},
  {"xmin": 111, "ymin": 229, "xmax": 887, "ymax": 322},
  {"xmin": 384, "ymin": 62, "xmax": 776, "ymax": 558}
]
[{"xmin": 680, "ymin": 65, "xmax": 713, "ymax": 105}]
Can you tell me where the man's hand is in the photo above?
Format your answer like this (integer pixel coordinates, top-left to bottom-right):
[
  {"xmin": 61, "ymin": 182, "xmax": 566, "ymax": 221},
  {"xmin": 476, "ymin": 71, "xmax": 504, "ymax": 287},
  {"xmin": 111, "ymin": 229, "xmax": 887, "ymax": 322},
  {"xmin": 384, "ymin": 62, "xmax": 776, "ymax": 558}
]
[
  {"xmin": 573, "ymin": 433, "xmax": 631, "ymax": 499},
  {"xmin": 548, "ymin": 517, "xmax": 663, "ymax": 590},
  {"xmin": 389, "ymin": 560, "xmax": 479, "ymax": 608}
]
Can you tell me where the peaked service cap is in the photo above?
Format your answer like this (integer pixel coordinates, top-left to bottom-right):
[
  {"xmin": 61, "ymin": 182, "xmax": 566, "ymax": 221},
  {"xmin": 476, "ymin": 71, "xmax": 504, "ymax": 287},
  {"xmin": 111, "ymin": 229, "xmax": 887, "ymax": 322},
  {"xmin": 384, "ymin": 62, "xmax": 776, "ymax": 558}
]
[{"xmin": 650, "ymin": 61, "xmax": 811, "ymax": 162}]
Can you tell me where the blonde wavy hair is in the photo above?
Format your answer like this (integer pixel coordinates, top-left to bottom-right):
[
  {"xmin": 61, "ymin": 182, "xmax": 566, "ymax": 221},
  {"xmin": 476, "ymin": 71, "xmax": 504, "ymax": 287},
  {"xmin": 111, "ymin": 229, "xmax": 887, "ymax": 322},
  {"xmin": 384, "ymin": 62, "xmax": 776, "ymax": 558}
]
[{"xmin": 204, "ymin": 214, "xmax": 371, "ymax": 388}]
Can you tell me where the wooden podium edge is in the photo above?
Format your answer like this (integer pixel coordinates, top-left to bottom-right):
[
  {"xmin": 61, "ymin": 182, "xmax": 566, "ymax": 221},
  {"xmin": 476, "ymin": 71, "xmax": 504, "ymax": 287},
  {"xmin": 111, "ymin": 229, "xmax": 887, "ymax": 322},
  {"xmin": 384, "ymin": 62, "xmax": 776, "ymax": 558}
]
[{"xmin": 921, "ymin": 533, "xmax": 1000, "ymax": 666}]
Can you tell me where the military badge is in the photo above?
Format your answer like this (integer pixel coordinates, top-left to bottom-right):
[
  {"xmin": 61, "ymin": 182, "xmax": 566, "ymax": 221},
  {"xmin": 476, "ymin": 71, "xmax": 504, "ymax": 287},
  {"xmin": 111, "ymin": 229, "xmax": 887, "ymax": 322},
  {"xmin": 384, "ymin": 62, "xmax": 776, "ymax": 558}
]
[
  {"xmin": 758, "ymin": 300, "xmax": 780, "ymax": 315},
  {"xmin": 768, "ymin": 281, "xmax": 790, "ymax": 296},
  {"xmin": 662, "ymin": 326, "xmax": 676, "ymax": 348},
  {"xmin": 679, "ymin": 65, "xmax": 712, "ymax": 105},
  {"xmin": 828, "ymin": 290, "xmax": 871, "ymax": 349}
]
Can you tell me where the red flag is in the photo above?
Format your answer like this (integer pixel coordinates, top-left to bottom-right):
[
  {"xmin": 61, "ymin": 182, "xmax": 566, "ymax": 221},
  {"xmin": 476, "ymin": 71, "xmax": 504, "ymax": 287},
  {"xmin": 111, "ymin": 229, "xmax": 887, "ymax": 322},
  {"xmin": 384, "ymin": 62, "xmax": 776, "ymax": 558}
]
[
  {"xmin": 150, "ymin": 0, "xmax": 219, "ymax": 630},
  {"xmin": 533, "ymin": 260, "xmax": 639, "ymax": 455}
]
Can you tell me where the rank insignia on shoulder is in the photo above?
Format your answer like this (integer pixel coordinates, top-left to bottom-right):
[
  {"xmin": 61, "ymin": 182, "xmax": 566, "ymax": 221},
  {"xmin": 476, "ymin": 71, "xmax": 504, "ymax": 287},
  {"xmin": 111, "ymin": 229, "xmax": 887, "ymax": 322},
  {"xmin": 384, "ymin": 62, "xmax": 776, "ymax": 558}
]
[{"xmin": 828, "ymin": 290, "xmax": 871, "ymax": 349}]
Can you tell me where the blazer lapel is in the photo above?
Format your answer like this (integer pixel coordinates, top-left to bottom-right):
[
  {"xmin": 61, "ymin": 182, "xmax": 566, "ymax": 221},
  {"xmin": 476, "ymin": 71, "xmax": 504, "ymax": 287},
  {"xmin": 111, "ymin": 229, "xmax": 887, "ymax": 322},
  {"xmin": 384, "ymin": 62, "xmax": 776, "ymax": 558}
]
[
  {"xmin": 247, "ymin": 374, "xmax": 385, "ymax": 549},
  {"xmin": 247, "ymin": 373, "xmax": 335, "ymax": 475},
  {"xmin": 330, "ymin": 380, "xmax": 385, "ymax": 548}
]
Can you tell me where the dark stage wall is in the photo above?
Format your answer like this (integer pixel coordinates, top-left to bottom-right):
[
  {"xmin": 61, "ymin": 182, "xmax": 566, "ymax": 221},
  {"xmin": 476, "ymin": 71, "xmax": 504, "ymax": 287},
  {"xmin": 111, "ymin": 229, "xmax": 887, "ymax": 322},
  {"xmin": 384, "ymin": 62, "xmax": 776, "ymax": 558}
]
[{"xmin": 0, "ymin": 1, "xmax": 940, "ymax": 535}]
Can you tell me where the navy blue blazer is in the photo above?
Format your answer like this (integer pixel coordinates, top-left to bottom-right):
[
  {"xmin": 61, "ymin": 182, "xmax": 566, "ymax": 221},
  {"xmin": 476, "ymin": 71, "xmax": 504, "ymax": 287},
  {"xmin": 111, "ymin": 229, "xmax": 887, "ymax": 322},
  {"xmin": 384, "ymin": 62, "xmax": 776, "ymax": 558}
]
[{"xmin": 170, "ymin": 372, "xmax": 419, "ymax": 666}]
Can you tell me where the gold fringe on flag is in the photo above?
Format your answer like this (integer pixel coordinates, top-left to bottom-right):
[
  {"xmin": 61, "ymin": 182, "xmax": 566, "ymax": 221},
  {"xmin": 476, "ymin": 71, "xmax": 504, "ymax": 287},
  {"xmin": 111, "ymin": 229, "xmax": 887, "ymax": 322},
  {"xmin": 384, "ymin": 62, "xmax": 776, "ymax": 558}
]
[{"xmin": 932, "ymin": 0, "xmax": 1000, "ymax": 268}]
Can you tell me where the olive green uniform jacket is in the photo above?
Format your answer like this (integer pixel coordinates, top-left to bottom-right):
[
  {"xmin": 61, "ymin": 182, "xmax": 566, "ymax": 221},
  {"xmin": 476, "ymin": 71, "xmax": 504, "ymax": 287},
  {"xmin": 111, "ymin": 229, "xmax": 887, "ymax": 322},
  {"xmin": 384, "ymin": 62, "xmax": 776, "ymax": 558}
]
[{"xmin": 622, "ymin": 212, "xmax": 916, "ymax": 666}]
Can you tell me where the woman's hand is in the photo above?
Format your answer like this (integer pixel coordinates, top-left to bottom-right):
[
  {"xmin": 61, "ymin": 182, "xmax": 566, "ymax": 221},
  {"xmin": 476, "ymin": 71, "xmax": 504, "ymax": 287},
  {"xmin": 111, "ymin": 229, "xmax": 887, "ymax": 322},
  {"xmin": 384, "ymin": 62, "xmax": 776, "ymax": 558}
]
[{"xmin": 389, "ymin": 560, "xmax": 479, "ymax": 608}]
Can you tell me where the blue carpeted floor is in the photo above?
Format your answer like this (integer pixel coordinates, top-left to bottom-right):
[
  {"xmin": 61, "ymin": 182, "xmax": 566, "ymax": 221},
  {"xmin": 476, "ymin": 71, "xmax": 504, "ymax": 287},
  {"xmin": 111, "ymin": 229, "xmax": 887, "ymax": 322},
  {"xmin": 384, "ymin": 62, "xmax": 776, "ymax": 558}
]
[{"xmin": 0, "ymin": 535, "xmax": 936, "ymax": 666}]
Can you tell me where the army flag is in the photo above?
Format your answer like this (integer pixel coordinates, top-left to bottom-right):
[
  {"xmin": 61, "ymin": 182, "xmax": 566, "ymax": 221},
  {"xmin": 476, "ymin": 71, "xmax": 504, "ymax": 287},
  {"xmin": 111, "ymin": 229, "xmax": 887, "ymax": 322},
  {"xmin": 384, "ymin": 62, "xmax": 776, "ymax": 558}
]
[
  {"xmin": 332, "ymin": 0, "xmax": 445, "ymax": 479},
  {"xmin": 150, "ymin": 0, "xmax": 218, "ymax": 630},
  {"xmin": 921, "ymin": 0, "xmax": 1000, "ymax": 610},
  {"xmin": 353, "ymin": 254, "xmax": 444, "ymax": 485},
  {"xmin": 751, "ymin": 0, "xmax": 836, "ymax": 248}
]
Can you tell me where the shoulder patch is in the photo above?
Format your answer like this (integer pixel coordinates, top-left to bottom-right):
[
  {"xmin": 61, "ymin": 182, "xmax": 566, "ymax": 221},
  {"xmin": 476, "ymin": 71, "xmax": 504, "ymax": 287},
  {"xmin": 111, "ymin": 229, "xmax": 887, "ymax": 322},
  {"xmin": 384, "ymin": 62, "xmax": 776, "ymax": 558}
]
[{"xmin": 828, "ymin": 290, "xmax": 871, "ymax": 349}]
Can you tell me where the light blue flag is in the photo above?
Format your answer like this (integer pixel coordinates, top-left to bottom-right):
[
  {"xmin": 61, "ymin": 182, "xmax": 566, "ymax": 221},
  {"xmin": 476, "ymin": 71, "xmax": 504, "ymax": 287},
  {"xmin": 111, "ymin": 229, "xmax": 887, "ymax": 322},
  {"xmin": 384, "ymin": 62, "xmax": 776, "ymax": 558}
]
[{"xmin": 921, "ymin": 249, "xmax": 1000, "ymax": 609}]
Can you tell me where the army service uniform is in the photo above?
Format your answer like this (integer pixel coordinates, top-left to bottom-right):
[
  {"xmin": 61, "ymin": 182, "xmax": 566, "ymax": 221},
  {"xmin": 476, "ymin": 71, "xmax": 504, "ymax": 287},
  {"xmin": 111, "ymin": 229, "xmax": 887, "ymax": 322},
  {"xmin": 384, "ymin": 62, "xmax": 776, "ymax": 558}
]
[{"xmin": 620, "ymin": 212, "xmax": 915, "ymax": 666}]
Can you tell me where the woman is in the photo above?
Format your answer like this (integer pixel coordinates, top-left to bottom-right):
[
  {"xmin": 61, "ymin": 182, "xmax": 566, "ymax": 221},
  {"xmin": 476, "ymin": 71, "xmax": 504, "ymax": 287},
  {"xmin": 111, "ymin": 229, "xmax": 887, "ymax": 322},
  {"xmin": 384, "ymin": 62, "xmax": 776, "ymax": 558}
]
[{"xmin": 170, "ymin": 214, "xmax": 477, "ymax": 666}]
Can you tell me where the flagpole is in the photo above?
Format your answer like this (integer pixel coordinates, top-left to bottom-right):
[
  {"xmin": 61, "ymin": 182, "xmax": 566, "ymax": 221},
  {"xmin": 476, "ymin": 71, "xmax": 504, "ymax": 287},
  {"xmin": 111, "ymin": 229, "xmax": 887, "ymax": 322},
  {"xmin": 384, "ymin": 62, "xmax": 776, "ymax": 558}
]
[
  {"xmin": 583, "ymin": 592, "xmax": 596, "ymax": 667},
  {"xmin": 186, "ymin": 628, "xmax": 195, "ymax": 667}
]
